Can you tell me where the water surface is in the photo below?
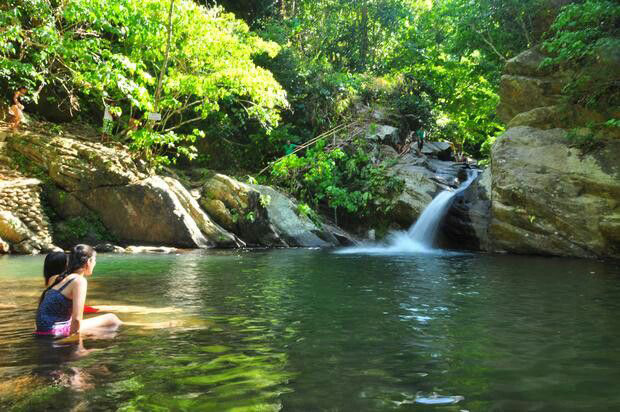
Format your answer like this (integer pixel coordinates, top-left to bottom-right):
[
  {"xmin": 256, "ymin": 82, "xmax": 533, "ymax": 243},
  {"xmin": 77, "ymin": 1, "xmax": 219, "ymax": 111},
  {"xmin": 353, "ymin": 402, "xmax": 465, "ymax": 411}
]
[{"xmin": 1, "ymin": 250, "xmax": 619, "ymax": 411}]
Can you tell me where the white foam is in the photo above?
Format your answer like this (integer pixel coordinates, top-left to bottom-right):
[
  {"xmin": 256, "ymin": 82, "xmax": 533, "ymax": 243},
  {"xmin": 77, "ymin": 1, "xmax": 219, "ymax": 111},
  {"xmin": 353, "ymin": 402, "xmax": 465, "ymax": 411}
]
[{"xmin": 336, "ymin": 169, "xmax": 478, "ymax": 256}]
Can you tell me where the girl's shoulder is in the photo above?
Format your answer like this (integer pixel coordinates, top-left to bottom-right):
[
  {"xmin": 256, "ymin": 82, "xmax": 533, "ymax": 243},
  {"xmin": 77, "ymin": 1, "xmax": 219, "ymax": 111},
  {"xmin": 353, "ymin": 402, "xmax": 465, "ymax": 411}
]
[{"xmin": 54, "ymin": 274, "xmax": 86, "ymax": 289}]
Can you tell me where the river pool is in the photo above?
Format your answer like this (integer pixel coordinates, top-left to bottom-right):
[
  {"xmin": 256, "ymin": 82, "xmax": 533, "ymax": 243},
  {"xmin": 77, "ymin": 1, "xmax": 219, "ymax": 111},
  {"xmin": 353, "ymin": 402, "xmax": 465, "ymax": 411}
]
[{"xmin": 1, "ymin": 250, "xmax": 619, "ymax": 411}]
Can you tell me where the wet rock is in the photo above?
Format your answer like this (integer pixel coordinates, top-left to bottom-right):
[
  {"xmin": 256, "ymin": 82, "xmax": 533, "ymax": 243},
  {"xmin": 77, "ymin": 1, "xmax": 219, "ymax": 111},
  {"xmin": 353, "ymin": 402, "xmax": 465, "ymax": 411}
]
[
  {"xmin": 124, "ymin": 245, "xmax": 178, "ymax": 254},
  {"xmin": 441, "ymin": 168, "xmax": 491, "ymax": 250},
  {"xmin": 387, "ymin": 158, "xmax": 464, "ymax": 229},
  {"xmin": 95, "ymin": 243, "xmax": 126, "ymax": 253}
]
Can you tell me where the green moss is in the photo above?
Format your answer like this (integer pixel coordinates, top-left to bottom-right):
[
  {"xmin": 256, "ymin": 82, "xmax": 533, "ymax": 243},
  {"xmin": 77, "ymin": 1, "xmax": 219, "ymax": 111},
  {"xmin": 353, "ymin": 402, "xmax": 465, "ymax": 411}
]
[
  {"xmin": 53, "ymin": 213, "xmax": 116, "ymax": 247},
  {"xmin": 10, "ymin": 385, "xmax": 69, "ymax": 412}
]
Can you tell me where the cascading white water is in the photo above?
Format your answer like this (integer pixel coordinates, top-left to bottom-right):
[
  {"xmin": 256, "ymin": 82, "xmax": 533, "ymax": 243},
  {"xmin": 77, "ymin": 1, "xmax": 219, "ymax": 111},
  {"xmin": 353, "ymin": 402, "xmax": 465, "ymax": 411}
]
[{"xmin": 337, "ymin": 169, "xmax": 478, "ymax": 255}]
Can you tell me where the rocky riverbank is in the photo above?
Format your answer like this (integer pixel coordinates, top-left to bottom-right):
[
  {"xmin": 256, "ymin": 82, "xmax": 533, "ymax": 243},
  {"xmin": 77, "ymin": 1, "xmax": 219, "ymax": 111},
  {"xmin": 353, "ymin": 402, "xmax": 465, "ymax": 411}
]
[
  {"xmin": 0, "ymin": 122, "xmax": 357, "ymax": 254},
  {"xmin": 448, "ymin": 47, "xmax": 620, "ymax": 259}
]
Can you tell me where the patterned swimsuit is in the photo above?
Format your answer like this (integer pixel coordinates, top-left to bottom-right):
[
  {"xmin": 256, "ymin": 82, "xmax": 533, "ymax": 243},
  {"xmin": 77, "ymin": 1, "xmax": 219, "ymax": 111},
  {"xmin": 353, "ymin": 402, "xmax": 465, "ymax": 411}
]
[{"xmin": 35, "ymin": 277, "xmax": 76, "ymax": 337}]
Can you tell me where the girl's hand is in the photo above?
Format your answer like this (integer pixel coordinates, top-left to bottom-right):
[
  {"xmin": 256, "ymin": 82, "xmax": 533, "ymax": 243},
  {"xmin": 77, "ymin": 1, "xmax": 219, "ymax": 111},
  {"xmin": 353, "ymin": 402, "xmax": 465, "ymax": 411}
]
[{"xmin": 71, "ymin": 318, "xmax": 82, "ymax": 334}]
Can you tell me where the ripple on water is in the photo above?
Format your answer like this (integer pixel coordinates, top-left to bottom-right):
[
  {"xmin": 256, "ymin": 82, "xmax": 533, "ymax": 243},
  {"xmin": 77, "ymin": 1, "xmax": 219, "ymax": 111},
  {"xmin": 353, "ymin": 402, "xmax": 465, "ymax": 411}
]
[{"xmin": 1, "ymin": 251, "xmax": 620, "ymax": 411}]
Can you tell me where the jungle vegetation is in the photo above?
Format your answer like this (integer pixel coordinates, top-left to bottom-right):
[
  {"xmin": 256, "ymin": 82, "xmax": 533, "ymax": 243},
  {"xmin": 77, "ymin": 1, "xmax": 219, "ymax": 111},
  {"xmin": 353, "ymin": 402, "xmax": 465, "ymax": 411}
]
[{"xmin": 1, "ymin": 0, "xmax": 618, "ymax": 221}]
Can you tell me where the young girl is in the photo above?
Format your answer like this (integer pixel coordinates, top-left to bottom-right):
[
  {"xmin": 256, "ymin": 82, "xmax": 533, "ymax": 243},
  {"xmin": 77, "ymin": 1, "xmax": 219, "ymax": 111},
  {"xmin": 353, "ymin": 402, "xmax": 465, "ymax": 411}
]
[
  {"xmin": 43, "ymin": 251, "xmax": 99, "ymax": 314},
  {"xmin": 9, "ymin": 87, "xmax": 28, "ymax": 130},
  {"xmin": 36, "ymin": 245, "xmax": 121, "ymax": 338}
]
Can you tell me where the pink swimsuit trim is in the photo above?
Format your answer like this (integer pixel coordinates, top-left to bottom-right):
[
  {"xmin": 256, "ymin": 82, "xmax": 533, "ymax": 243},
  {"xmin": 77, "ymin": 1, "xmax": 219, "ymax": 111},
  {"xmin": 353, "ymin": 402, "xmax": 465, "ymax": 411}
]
[{"xmin": 34, "ymin": 319, "xmax": 71, "ymax": 337}]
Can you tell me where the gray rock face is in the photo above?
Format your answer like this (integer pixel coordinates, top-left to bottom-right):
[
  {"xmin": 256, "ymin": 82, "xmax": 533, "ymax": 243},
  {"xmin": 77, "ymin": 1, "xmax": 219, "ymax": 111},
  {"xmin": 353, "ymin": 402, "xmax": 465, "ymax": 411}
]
[
  {"xmin": 6, "ymin": 128, "xmax": 242, "ymax": 250},
  {"xmin": 488, "ymin": 127, "xmax": 620, "ymax": 258},
  {"xmin": 77, "ymin": 176, "xmax": 237, "ymax": 249},
  {"xmin": 497, "ymin": 47, "xmax": 566, "ymax": 124},
  {"xmin": 200, "ymin": 174, "xmax": 352, "ymax": 247},
  {"xmin": 251, "ymin": 184, "xmax": 340, "ymax": 247},
  {"xmin": 367, "ymin": 124, "xmax": 399, "ymax": 144},
  {"xmin": 421, "ymin": 142, "xmax": 453, "ymax": 160},
  {"xmin": 9, "ymin": 131, "xmax": 145, "ymax": 191},
  {"xmin": 388, "ymin": 154, "xmax": 464, "ymax": 229}
]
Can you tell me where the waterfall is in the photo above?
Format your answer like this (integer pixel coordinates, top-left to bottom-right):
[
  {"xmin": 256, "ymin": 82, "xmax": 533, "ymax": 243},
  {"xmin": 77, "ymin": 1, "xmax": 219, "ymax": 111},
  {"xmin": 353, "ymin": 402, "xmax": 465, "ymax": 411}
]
[{"xmin": 337, "ymin": 169, "xmax": 478, "ymax": 254}]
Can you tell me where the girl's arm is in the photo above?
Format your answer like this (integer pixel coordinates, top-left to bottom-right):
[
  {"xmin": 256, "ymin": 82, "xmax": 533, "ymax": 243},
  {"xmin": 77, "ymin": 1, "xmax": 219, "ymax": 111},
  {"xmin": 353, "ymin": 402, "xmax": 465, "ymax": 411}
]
[{"xmin": 70, "ymin": 277, "xmax": 88, "ymax": 334}]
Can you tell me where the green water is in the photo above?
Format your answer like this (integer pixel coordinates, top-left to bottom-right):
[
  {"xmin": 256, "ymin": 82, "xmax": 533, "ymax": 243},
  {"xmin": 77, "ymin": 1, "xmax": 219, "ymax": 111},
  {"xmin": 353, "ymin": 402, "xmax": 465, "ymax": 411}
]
[{"xmin": 1, "ymin": 250, "xmax": 620, "ymax": 411}]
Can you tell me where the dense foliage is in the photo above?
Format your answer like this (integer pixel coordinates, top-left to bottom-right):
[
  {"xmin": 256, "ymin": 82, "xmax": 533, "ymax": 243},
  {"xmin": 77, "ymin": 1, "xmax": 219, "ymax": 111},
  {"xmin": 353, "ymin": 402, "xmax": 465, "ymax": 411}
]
[
  {"xmin": 0, "ymin": 0, "xmax": 287, "ymax": 165},
  {"xmin": 270, "ymin": 137, "xmax": 405, "ymax": 224},
  {"xmin": 541, "ymin": 0, "xmax": 620, "ymax": 109},
  {"xmin": 2, "ymin": 0, "xmax": 616, "ymax": 224}
]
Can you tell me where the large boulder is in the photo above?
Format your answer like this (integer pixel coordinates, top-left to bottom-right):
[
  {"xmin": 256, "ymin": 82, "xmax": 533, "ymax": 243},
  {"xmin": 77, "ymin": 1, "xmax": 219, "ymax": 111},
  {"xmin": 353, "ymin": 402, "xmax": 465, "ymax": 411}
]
[
  {"xmin": 489, "ymin": 127, "xmax": 620, "ymax": 258},
  {"xmin": 0, "ymin": 211, "xmax": 34, "ymax": 244},
  {"xmin": 0, "ymin": 236, "xmax": 9, "ymax": 253},
  {"xmin": 200, "ymin": 174, "xmax": 348, "ymax": 247},
  {"xmin": 8, "ymin": 131, "xmax": 145, "ymax": 191},
  {"xmin": 0, "ymin": 211, "xmax": 48, "ymax": 254},
  {"xmin": 7, "ymin": 128, "xmax": 242, "ymax": 249},
  {"xmin": 77, "ymin": 176, "xmax": 240, "ymax": 248},
  {"xmin": 163, "ymin": 177, "xmax": 243, "ymax": 248},
  {"xmin": 421, "ymin": 142, "xmax": 453, "ymax": 160},
  {"xmin": 497, "ymin": 47, "xmax": 566, "ymax": 124},
  {"xmin": 367, "ymin": 124, "xmax": 399, "ymax": 145}
]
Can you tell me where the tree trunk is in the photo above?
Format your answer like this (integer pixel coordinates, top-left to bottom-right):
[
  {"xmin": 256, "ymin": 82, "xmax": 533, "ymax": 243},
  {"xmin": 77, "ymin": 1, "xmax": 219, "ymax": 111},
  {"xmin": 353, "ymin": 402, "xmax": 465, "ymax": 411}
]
[
  {"xmin": 359, "ymin": 0, "xmax": 369, "ymax": 71},
  {"xmin": 154, "ymin": 0, "xmax": 175, "ymax": 114}
]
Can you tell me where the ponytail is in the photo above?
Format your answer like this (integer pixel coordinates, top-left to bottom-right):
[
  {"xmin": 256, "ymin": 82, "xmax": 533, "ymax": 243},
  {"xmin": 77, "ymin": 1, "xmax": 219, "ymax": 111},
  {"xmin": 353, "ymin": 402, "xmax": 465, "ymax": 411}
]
[
  {"xmin": 38, "ymin": 244, "xmax": 96, "ymax": 306},
  {"xmin": 43, "ymin": 251, "xmax": 68, "ymax": 286}
]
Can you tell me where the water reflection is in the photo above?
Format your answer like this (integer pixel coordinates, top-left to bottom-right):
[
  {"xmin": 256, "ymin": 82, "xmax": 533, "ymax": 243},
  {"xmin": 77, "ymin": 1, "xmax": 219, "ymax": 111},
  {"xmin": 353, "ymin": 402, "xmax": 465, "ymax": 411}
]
[{"xmin": 0, "ymin": 252, "xmax": 619, "ymax": 411}]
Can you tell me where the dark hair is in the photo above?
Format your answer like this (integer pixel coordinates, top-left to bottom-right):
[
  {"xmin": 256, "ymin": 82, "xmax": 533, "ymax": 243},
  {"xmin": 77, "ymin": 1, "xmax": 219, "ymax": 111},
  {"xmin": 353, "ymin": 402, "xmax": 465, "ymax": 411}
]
[
  {"xmin": 38, "ymin": 244, "xmax": 96, "ymax": 306},
  {"xmin": 43, "ymin": 252, "xmax": 67, "ymax": 286},
  {"xmin": 18, "ymin": 86, "xmax": 27, "ymax": 91}
]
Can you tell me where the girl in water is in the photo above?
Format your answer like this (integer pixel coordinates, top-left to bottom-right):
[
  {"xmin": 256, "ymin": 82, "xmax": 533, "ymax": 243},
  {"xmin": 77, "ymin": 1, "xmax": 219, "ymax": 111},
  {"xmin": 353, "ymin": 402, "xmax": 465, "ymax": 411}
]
[
  {"xmin": 36, "ymin": 245, "xmax": 121, "ymax": 338},
  {"xmin": 43, "ymin": 251, "xmax": 99, "ymax": 314}
]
